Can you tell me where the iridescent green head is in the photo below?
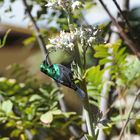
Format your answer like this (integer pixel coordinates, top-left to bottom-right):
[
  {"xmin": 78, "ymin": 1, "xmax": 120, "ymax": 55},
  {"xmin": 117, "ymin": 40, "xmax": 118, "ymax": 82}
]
[{"xmin": 40, "ymin": 61, "xmax": 60, "ymax": 80}]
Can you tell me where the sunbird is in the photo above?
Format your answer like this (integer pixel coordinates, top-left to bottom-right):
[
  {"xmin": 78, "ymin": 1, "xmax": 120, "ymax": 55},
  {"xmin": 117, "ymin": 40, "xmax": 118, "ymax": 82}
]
[{"xmin": 40, "ymin": 60, "xmax": 85, "ymax": 98}]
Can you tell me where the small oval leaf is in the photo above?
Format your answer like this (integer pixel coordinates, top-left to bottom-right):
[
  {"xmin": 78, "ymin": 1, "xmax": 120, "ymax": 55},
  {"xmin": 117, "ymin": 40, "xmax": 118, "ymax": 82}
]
[
  {"xmin": 51, "ymin": 109, "xmax": 62, "ymax": 115},
  {"xmin": 2, "ymin": 100, "xmax": 13, "ymax": 114},
  {"xmin": 40, "ymin": 112, "xmax": 53, "ymax": 124}
]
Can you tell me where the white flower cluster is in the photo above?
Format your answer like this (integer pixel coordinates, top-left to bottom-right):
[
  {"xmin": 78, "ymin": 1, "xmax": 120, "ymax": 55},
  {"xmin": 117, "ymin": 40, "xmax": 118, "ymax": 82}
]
[
  {"xmin": 75, "ymin": 26, "xmax": 104, "ymax": 46},
  {"xmin": 46, "ymin": 0, "xmax": 83, "ymax": 11},
  {"xmin": 48, "ymin": 31, "xmax": 75, "ymax": 51},
  {"xmin": 47, "ymin": 26, "xmax": 104, "ymax": 51}
]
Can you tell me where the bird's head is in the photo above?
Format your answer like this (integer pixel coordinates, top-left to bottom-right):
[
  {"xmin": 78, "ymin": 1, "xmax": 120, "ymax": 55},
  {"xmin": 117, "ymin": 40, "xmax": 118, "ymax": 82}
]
[{"xmin": 40, "ymin": 60, "xmax": 58, "ymax": 79}]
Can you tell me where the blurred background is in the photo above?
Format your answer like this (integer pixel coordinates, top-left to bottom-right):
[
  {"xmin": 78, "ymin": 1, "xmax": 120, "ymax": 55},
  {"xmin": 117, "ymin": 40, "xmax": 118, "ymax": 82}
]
[{"xmin": 0, "ymin": 0, "xmax": 140, "ymax": 140}]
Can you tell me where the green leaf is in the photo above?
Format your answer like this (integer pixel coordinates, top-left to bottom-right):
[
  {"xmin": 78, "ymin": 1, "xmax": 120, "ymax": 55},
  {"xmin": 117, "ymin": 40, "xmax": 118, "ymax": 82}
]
[
  {"xmin": 86, "ymin": 66, "xmax": 104, "ymax": 85},
  {"xmin": 25, "ymin": 105, "xmax": 36, "ymax": 120},
  {"xmin": 94, "ymin": 51, "xmax": 109, "ymax": 58},
  {"xmin": 135, "ymin": 119, "xmax": 140, "ymax": 134},
  {"xmin": 2, "ymin": 100, "xmax": 13, "ymax": 114},
  {"xmin": 94, "ymin": 44, "xmax": 108, "ymax": 52},
  {"xmin": 10, "ymin": 129, "xmax": 21, "ymax": 137},
  {"xmin": 112, "ymin": 40, "xmax": 122, "ymax": 53},
  {"xmin": 103, "ymin": 124, "xmax": 112, "ymax": 135},
  {"xmin": 5, "ymin": 120, "xmax": 16, "ymax": 128},
  {"xmin": 23, "ymin": 36, "xmax": 36, "ymax": 46},
  {"xmin": 99, "ymin": 58, "xmax": 112, "ymax": 65},
  {"xmin": 39, "ymin": 88, "xmax": 49, "ymax": 96},
  {"xmin": 122, "ymin": 56, "xmax": 140, "ymax": 81},
  {"xmin": 29, "ymin": 94, "xmax": 42, "ymax": 102},
  {"xmin": 115, "ymin": 47, "xmax": 126, "ymax": 61},
  {"xmin": 85, "ymin": 134, "xmax": 96, "ymax": 140},
  {"xmin": 40, "ymin": 112, "xmax": 53, "ymax": 124},
  {"xmin": 51, "ymin": 109, "xmax": 62, "ymax": 115},
  {"xmin": 0, "ymin": 138, "xmax": 10, "ymax": 140},
  {"xmin": 0, "ymin": 117, "xmax": 7, "ymax": 123},
  {"xmin": 57, "ymin": 18, "xmax": 67, "ymax": 24},
  {"xmin": 0, "ymin": 29, "xmax": 11, "ymax": 48},
  {"xmin": 111, "ymin": 114, "xmax": 130, "ymax": 122},
  {"xmin": 117, "ymin": 53, "xmax": 127, "ymax": 65},
  {"xmin": 63, "ymin": 112, "xmax": 76, "ymax": 118},
  {"xmin": 85, "ymin": 1, "xmax": 96, "ymax": 9}
]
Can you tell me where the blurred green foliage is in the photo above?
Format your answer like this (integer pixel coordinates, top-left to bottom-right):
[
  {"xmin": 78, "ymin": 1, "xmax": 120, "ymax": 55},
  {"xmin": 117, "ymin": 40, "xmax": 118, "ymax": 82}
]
[{"xmin": 0, "ymin": 65, "xmax": 80, "ymax": 140}]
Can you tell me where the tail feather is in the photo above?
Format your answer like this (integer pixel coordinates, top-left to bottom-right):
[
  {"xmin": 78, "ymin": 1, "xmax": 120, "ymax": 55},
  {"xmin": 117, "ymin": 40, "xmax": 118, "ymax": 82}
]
[{"xmin": 75, "ymin": 86, "xmax": 86, "ymax": 98}]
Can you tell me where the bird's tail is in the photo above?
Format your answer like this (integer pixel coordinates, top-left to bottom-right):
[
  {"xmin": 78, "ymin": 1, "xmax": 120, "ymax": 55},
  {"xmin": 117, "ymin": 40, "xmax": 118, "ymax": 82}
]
[{"xmin": 75, "ymin": 85, "xmax": 86, "ymax": 99}]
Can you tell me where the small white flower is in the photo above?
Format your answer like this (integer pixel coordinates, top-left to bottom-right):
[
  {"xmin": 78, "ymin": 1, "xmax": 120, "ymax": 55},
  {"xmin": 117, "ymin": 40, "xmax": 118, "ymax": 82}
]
[
  {"xmin": 46, "ymin": 44, "xmax": 54, "ymax": 49},
  {"xmin": 49, "ymin": 38, "xmax": 57, "ymax": 44},
  {"xmin": 93, "ymin": 30, "xmax": 98, "ymax": 36},
  {"xmin": 80, "ymin": 30, "xmax": 85, "ymax": 38},
  {"xmin": 8, "ymin": 79, "xmax": 16, "ymax": 84},
  {"xmin": 19, "ymin": 83, "xmax": 25, "ymax": 88},
  {"xmin": 58, "ymin": 0, "xmax": 63, "ymax": 5},
  {"xmin": 0, "ymin": 77, "xmax": 6, "ymax": 82},
  {"xmin": 68, "ymin": 43, "xmax": 74, "ymax": 49},
  {"xmin": 88, "ymin": 37, "xmax": 95, "ymax": 45},
  {"xmin": 72, "ymin": 1, "xmax": 83, "ymax": 10},
  {"xmin": 45, "ymin": 2, "xmax": 54, "ymax": 7},
  {"xmin": 74, "ymin": 28, "xmax": 79, "ymax": 35}
]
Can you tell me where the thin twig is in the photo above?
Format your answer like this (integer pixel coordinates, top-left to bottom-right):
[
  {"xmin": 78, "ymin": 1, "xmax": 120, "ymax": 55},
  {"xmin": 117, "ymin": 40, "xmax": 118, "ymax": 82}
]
[
  {"xmin": 22, "ymin": 0, "xmax": 48, "ymax": 58},
  {"xmin": 73, "ymin": 32, "xmax": 95, "ymax": 137},
  {"xmin": 112, "ymin": 0, "xmax": 136, "ymax": 40},
  {"xmin": 67, "ymin": 11, "xmax": 95, "ymax": 137},
  {"xmin": 102, "ymin": 94, "xmax": 118, "ymax": 118},
  {"xmin": 123, "ymin": 0, "xmax": 130, "ymax": 10},
  {"xmin": 74, "ymin": 40, "xmax": 95, "ymax": 137},
  {"xmin": 118, "ymin": 89, "xmax": 140, "ymax": 140},
  {"xmin": 82, "ymin": 80, "xmax": 95, "ymax": 137},
  {"xmin": 112, "ymin": 0, "xmax": 131, "ymax": 29},
  {"xmin": 98, "ymin": 0, "xmax": 140, "ymax": 59},
  {"xmin": 66, "ymin": 9, "xmax": 95, "ymax": 137}
]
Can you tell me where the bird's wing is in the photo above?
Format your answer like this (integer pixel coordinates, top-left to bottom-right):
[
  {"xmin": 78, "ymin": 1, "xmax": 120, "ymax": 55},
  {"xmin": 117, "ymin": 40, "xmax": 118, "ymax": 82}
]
[{"xmin": 59, "ymin": 65, "xmax": 77, "ymax": 89}]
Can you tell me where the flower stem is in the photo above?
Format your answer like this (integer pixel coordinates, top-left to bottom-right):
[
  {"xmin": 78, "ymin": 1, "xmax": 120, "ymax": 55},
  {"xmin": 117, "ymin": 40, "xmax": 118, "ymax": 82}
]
[
  {"xmin": 65, "ymin": 7, "xmax": 95, "ymax": 138},
  {"xmin": 82, "ymin": 79, "xmax": 95, "ymax": 137}
]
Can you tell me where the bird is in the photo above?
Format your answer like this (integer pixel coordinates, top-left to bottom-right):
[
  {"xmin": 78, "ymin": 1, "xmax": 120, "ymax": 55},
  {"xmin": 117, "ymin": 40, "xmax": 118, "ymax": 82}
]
[{"xmin": 40, "ymin": 60, "xmax": 85, "ymax": 98}]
